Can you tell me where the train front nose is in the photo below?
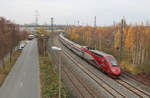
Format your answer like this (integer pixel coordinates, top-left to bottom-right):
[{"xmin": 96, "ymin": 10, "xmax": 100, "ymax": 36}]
[{"xmin": 111, "ymin": 67, "xmax": 121, "ymax": 76}]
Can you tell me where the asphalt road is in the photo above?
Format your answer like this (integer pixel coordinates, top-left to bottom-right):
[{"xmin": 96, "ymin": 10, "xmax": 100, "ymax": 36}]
[{"xmin": 0, "ymin": 39, "xmax": 40, "ymax": 98}]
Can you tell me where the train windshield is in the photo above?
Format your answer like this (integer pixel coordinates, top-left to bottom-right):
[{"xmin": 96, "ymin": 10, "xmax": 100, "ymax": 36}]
[{"xmin": 106, "ymin": 56, "xmax": 118, "ymax": 66}]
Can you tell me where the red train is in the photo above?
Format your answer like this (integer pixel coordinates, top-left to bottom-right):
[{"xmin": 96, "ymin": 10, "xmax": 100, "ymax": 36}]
[{"xmin": 59, "ymin": 34, "xmax": 121, "ymax": 78}]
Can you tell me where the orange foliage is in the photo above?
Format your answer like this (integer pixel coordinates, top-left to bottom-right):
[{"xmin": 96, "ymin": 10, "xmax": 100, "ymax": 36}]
[
  {"xmin": 0, "ymin": 17, "xmax": 26, "ymax": 65},
  {"xmin": 125, "ymin": 26, "xmax": 135, "ymax": 51}
]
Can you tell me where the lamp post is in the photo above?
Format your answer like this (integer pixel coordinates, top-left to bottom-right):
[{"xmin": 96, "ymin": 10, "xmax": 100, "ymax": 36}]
[{"xmin": 51, "ymin": 46, "xmax": 62, "ymax": 98}]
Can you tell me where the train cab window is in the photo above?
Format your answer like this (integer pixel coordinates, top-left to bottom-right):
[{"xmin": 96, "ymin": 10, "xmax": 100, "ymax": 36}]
[{"xmin": 106, "ymin": 56, "xmax": 118, "ymax": 66}]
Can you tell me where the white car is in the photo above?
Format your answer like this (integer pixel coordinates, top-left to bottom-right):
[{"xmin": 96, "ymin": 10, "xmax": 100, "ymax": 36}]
[{"xmin": 18, "ymin": 41, "xmax": 26, "ymax": 50}]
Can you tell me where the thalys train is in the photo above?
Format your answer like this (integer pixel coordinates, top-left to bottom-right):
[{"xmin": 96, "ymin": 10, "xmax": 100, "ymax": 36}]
[{"xmin": 59, "ymin": 34, "xmax": 121, "ymax": 78}]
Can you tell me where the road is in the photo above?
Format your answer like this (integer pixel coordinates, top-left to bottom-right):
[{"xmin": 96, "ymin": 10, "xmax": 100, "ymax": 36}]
[{"xmin": 0, "ymin": 39, "xmax": 40, "ymax": 98}]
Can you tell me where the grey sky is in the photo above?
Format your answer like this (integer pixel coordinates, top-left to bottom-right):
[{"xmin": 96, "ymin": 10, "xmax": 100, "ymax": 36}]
[{"xmin": 0, "ymin": 0, "xmax": 150, "ymax": 26}]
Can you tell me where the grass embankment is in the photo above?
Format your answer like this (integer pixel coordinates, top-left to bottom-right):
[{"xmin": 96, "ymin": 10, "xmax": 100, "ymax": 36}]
[
  {"xmin": 120, "ymin": 61, "xmax": 149, "ymax": 74},
  {"xmin": 39, "ymin": 53, "xmax": 71, "ymax": 98},
  {"xmin": 0, "ymin": 50, "xmax": 22, "ymax": 86},
  {"xmin": 38, "ymin": 35, "xmax": 71, "ymax": 98}
]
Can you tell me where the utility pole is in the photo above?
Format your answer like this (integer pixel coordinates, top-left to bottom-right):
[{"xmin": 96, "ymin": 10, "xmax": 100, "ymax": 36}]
[
  {"xmin": 50, "ymin": 17, "xmax": 54, "ymax": 60},
  {"xmin": 67, "ymin": 24, "xmax": 69, "ymax": 33},
  {"xmin": 70, "ymin": 24, "xmax": 72, "ymax": 39},
  {"xmin": 94, "ymin": 16, "xmax": 96, "ymax": 32},
  {"xmin": 119, "ymin": 19, "xmax": 125, "ymax": 62},
  {"xmin": 35, "ymin": 10, "xmax": 39, "ymax": 26},
  {"xmin": 92, "ymin": 16, "xmax": 96, "ymax": 49},
  {"xmin": 51, "ymin": 47, "xmax": 62, "ymax": 98},
  {"xmin": 66, "ymin": 24, "xmax": 68, "ymax": 34},
  {"xmin": 59, "ymin": 52, "xmax": 61, "ymax": 98},
  {"xmin": 78, "ymin": 20, "xmax": 80, "ymax": 26},
  {"xmin": 112, "ymin": 21, "xmax": 116, "ymax": 48},
  {"xmin": 51, "ymin": 17, "xmax": 54, "ymax": 33}
]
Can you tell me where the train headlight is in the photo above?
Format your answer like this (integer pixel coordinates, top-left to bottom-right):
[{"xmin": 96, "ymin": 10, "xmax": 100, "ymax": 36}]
[{"xmin": 112, "ymin": 69, "xmax": 117, "ymax": 72}]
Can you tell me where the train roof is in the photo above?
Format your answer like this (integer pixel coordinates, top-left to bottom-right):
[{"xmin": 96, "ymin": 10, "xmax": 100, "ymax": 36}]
[
  {"xmin": 60, "ymin": 34, "xmax": 82, "ymax": 48},
  {"xmin": 90, "ymin": 50, "xmax": 111, "ymax": 57}
]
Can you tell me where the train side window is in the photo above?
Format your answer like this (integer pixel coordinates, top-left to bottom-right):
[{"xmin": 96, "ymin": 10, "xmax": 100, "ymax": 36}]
[{"xmin": 93, "ymin": 52, "xmax": 103, "ymax": 58}]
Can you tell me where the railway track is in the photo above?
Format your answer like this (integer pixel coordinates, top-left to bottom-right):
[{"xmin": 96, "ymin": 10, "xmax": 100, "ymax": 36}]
[
  {"xmin": 63, "ymin": 59, "xmax": 97, "ymax": 98},
  {"xmin": 54, "ymin": 39, "xmax": 125, "ymax": 98},
  {"xmin": 63, "ymin": 47, "xmax": 150, "ymax": 98},
  {"xmin": 53, "ymin": 52, "xmax": 96, "ymax": 98},
  {"xmin": 52, "ymin": 52, "xmax": 86, "ymax": 98},
  {"xmin": 116, "ymin": 79, "xmax": 150, "ymax": 98},
  {"xmin": 122, "ymin": 72, "xmax": 150, "ymax": 88},
  {"xmin": 63, "ymin": 49, "xmax": 125, "ymax": 98},
  {"xmin": 56, "ymin": 37, "xmax": 150, "ymax": 98},
  {"xmin": 48, "ymin": 41, "xmax": 87, "ymax": 97},
  {"xmin": 63, "ymin": 69, "xmax": 86, "ymax": 98},
  {"xmin": 120, "ymin": 73, "xmax": 150, "ymax": 96}
]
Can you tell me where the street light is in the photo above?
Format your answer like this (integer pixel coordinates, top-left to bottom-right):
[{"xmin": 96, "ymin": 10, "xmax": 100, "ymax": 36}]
[
  {"xmin": 51, "ymin": 46, "xmax": 62, "ymax": 98},
  {"xmin": 52, "ymin": 46, "xmax": 62, "ymax": 51}
]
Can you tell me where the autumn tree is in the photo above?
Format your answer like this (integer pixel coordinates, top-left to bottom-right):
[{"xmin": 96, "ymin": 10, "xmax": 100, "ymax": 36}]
[
  {"xmin": 124, "ymin": 26, "xmax": 135, "ymax": 51},
  {"xmin": 114, "ymin": 29, "xmax": 120, "ymax": 49},
  {"xmin": 64, "ymin": 20, "xmax": 150, "ymax": 73},
  {"xmin": 0, "ymin": 17, "xmax": 26, "ymax": 68}
]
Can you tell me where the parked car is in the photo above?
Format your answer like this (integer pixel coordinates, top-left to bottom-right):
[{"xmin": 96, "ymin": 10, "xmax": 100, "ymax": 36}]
[
  {"xmin": 28, "ymin": 34, "xmax": 34, "ymax": 40},
  {"xmin": 18, "ymin": 41, "xmax": 26, "ymax": 50}
]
